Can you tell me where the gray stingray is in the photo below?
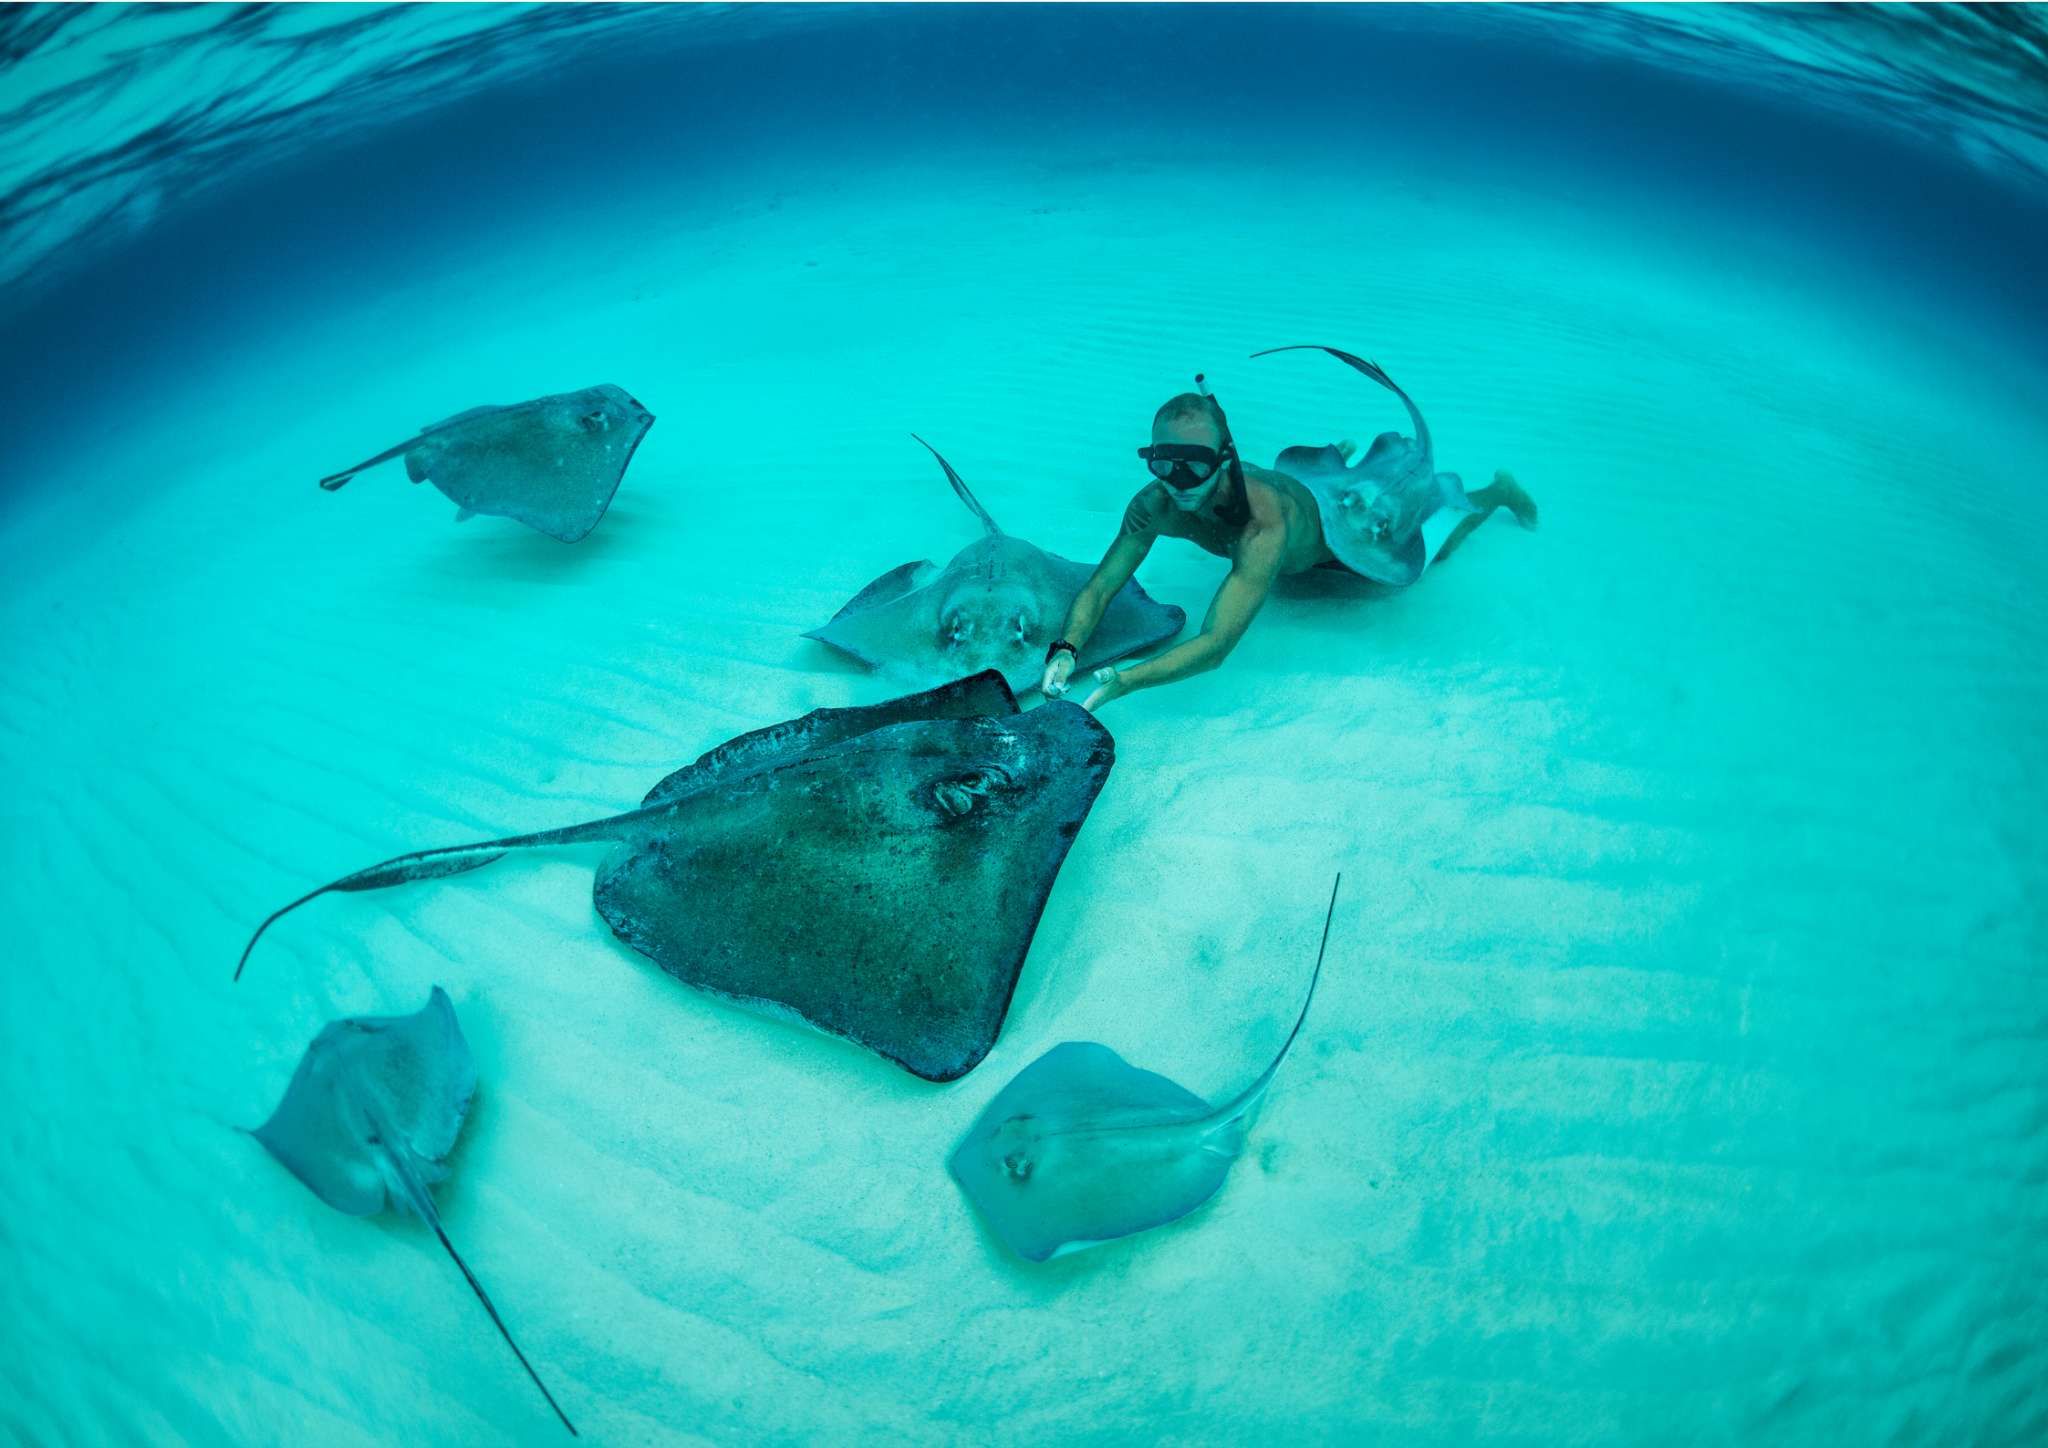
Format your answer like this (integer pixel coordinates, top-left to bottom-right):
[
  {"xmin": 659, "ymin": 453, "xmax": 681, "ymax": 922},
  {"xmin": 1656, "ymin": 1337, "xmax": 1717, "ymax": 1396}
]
[
  {"xmin": 251, "ymin": 987, "xmax": 576, "ymax": 1434},
  {"xmin": 805, "ymin": 438, "xmax": 1185, "ymax": 695},
  {"xmin": 1254, "ymin": 346, "xmax": 1479, "ymax": 586},
  {"xmin": 950, "ymin": 875, "xmax": 1341, "ymax": 1262},
  {"xmin": 236, "ymin": 673, "xmax": 1113, "ymax": 1082},
  {"xmin": 317, "ymin": 383, "xmax": 655, "ymax": 542}
]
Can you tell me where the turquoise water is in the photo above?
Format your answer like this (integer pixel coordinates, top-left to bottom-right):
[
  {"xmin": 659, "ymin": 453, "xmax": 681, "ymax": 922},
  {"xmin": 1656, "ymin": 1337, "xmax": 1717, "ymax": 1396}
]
[{"xmin": 2, "ymin": 6, "xmax": 2045, "ymax": 1445}]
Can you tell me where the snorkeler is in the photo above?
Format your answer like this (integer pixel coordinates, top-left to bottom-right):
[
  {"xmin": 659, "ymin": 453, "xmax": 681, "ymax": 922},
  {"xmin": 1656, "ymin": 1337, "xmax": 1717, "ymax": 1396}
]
[{"xmin": 1041, "ymin": 369, "xmax": 1536, "ymax": 710}]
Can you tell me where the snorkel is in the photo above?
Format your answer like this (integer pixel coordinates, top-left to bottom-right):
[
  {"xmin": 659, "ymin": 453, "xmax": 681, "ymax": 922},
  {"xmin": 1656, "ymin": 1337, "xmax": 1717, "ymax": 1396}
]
[{"xmin": 1182, "ymin": 374, "xmax": 1249, "ymax": 524}]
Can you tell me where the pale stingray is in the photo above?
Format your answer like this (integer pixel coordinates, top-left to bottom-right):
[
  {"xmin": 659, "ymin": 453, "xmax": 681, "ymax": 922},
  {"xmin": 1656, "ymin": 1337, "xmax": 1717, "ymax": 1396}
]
[
  {"xmin": 318, "ymin": 383, "xmax": 655, "ymax": 542},
  {"xmin": 251, "ymin": 987, "xmax": 576, "ymax": 1434},
  {"xmin": 1254, "ymin": 346, "xmax": 1479, "ymax": 586},
  {"xmin": 950, "ymin": 875, "xmax": 1341, "ymax": 1262},
  {"xmin": 805, "ymin": 438, "xmax": 1184, "ymax": 695}
]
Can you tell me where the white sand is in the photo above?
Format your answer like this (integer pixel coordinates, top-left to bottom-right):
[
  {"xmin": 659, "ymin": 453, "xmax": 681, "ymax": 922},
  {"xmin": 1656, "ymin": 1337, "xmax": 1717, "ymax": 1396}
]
[{"xmin": 3, "ymin": 145, "xmax": 2045, "ymax": 1445}]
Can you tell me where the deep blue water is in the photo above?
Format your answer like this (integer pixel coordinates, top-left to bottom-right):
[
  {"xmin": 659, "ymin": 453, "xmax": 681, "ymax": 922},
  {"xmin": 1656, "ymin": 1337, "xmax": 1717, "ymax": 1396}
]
[{"xmin": 3, "ymin": 4, "xmax": 2045, "ymax": 502}]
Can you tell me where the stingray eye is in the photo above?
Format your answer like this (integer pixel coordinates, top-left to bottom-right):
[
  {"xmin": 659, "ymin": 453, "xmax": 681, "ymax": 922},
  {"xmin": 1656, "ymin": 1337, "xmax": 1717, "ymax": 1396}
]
[
  {"xmin": 1003, "ymin": 1152, "xmax": 1033, "ymax": 1179},
  {"xmin": 946, "ymin": 614, "xmax": 972, "ymax": 646},
  {"xmin": 579, "ymin": 410, "xmax": 610, "ymax": 432}
]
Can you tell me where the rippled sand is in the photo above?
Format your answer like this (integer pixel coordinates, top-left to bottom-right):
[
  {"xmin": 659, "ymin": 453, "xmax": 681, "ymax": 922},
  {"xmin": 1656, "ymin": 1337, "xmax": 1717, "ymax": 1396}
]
[{"xmin": 3, "ymin": 151, "xmax": 2045, "ymax": 1445}]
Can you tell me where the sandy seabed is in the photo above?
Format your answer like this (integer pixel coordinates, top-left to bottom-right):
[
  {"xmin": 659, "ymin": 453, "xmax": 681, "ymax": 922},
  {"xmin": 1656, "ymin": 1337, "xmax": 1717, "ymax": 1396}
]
[{"xmin": 4, "ymin": 147, "xmax": 2046, "ymax": 1447}]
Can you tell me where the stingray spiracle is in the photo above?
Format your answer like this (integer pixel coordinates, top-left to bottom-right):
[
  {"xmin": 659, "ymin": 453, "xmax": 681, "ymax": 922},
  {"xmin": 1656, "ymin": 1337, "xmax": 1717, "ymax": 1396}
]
[{"xmin": 934, "ymin": 766, "xmax": 1011, "ymax": 817}]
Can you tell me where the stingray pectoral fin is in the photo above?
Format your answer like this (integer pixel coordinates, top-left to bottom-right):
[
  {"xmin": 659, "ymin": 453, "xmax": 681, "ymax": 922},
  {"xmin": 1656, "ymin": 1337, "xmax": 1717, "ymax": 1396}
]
[
  {"xmin": 1273, "ymin": 443, "xmax": 1353, "ymax": 492},
  {"xmin": 1362, "ymin": 431, "xmax": 1408, "ymax": 467},
  {"xmin": 1434, "ymin": 470, "xmax": 1478, "ymax": 514},
  {"xmin": 420, "ymin": 405, "xmax": 505, "ymax": 434},
  {"xmin": 251, "ymin": 1079, "xmax": 388, "ymax": 1216},
  {"xmin": 233, "ymin": 816, "xmax": 639, "ymax": 982},
  {"xmin": 802, "ymin": 588, "xmax": 935, "ymax": 676},
  {"xmin": 318, "ymin": 438, "xmax": 418, "ymax": 491},
  {"xmin": 640, "ymin": 669, "xmax": 1020, "ymax": 808},
  {"xmin": 1390, "ymin": 532, "xmax": 1428, "ymax": 585},
  {"xmin": 1080, "ymin": 584, "xmax": 1186, "ymax": 671},
  {"xmin": 813, "ymin": 560, "xmax": 938, "ymax": 627},
  {"xmin": 428, "ymin": 1218, "xmax": 578, "ymax": 1435}
]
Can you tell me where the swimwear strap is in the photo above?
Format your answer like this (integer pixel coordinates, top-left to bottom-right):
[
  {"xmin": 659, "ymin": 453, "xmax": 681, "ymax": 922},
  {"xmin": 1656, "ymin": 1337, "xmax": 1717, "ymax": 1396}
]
[{"xmin": 1047, "ymin": 639, "xmax": 1078, "ymax": 662}]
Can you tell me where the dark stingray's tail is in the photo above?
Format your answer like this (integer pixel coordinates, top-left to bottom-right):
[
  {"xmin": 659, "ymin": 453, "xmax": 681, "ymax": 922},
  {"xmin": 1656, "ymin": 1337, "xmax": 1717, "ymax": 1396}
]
[{"xmin": 233, "ymin": 814, "xmax": 636, "ymax": 982}]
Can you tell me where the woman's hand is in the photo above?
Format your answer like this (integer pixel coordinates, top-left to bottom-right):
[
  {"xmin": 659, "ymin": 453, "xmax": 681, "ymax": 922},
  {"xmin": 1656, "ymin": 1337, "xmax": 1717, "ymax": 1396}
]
[
  {"xmin": 1041, "ymin": 650, "xmax": 1076, "ymax": 697},
  {"xmin": 1081, "ymin": 666, "xmax": 1130, "ymax": 712}
]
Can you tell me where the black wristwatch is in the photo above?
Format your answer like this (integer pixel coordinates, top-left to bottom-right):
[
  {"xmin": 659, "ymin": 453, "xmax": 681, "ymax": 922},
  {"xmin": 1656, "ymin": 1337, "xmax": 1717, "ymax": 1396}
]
[{"xmin": 1046, "ymin": 639, "xmax": 1078, "ymax": 663}]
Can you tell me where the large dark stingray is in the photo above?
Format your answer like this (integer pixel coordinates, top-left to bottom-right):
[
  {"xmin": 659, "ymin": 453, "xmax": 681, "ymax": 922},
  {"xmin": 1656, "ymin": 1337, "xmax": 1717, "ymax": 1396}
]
[
  {"xmin": 1254, "ymin": 346, "xmax": 1479, "ymax": 586},
  {"xmin": 951, "ymin": 875, "xmax": 1339, "ymax": 1262},
  {"xmin": 317, "ymin": 384, "xmax": 655, "ymax": 542},
  {"xmin": 251, "ymin": 987, "xmax": 576, "ymax": 1434},
  {"xmin": 805, "ymin": 439, "xmax": 1185, "ymax": 695},
  {"xmin": 236, "ymin": 674, "xmax": 1114, "ymax": 1082}
]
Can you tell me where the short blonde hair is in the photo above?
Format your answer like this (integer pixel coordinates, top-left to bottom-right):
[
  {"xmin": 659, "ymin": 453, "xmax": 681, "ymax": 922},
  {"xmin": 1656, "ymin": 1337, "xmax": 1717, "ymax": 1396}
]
[{"xmin": 1153, "ymin": 392, "xmax": 1221, "ymax": 433}]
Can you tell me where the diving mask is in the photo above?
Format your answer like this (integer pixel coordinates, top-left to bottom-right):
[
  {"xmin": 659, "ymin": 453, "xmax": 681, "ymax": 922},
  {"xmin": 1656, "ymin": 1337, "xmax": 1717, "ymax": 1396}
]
[{"xmin": 1136, "ymin": 443, "xmax": 1226, "ymax": 490}]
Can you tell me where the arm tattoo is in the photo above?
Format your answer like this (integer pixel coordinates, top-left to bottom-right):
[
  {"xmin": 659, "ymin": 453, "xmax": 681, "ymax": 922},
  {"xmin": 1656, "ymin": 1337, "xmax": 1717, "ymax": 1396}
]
[{"xmin": 1120, "ymin": 495, "xmax": 1156, "ymax": 536}]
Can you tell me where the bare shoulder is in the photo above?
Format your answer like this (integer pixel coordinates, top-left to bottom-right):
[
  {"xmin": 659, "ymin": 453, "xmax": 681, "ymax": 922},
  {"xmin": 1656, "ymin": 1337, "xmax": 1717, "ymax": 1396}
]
[
  {"xmin": 1238, "ymin": 465, "xmax": 1294, "ymax": 528},
  {"xmin": 1121, "ymin": 481, "xmax": 1178, "ymax": 537},
  {"xmin": 1238, "ymin": 463, "xmax": 1327, "ymax": 568}
]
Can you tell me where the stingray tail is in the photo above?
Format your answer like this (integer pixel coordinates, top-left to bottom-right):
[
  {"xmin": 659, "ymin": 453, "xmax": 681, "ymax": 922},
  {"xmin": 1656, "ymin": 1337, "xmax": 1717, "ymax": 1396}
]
[
  {"xmin": 383, "ymin": 1144, "xmax": 577, "ymax": 1434},
  {"xmin": 1209, "ymin": 872, "xmax": 1342, "ymax": 1125},
  {"xmin": 233, "ymin": 815, "xmax": 639, "ymax": 982},
  {"xmin": 1250, "ymin": 346, "xmax": 1432, "ymax": 461},
  {"xmin": 911, "ymin": 435, "xmax": 1004, "ymax": 537},
  {"xmin": 429, "ymin": 1216, "xmax": 579, "ymax": 1434},
  {"xmin": 318, "ymin": 438, "xmax": 417, "ymax": 490}
]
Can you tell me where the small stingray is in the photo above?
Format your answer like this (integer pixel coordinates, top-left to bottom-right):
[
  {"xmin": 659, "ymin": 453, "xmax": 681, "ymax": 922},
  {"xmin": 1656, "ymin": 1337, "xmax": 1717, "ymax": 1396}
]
[
  {"xmin": 317, "ymin": 384, "xmax": 655, "ymax": 542},
  {"xmin": 236, "ymin": 673, "xmax": 1113, "ymax": 1082},
  {"xmin": 1254, "ymin": 346, "xmax": 1480, "ymax": 586},
  {"xmin": 950, "ymin": 875, "xmax": 1341, "ymax": 1262},
  {"xmin": 805, "ymin": 438, "xmax": 1185, "ymax": 694},
  {"xmin": 251, "ymin": 987, "xmax": 576, "ymax": 1434}
]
